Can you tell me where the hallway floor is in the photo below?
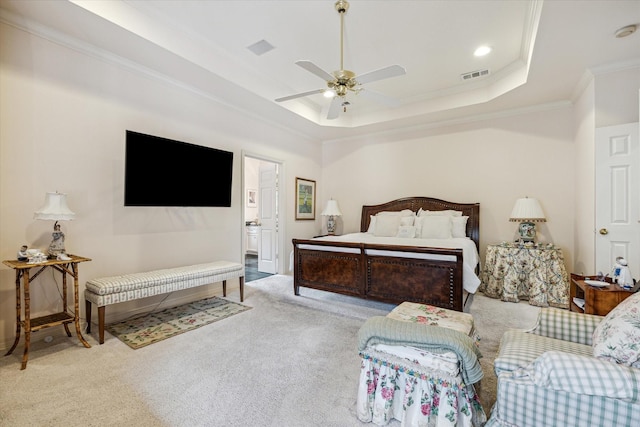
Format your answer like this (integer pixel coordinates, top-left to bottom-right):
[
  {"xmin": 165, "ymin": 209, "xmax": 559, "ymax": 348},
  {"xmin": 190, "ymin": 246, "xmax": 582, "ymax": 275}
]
[{"xmin": 244, "ymin": 254, "xmax": 273, "ymax": 282}]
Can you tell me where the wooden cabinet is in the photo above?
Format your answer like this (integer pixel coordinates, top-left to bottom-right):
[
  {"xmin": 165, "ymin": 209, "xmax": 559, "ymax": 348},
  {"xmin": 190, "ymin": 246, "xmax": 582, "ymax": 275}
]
[
  {"xmin": 246, "ymin": 225, "xmax": 259, "ymax": 254},
  {"xmin": 570, "ymin": 273, "xmax": 636, "ymax": 316}
]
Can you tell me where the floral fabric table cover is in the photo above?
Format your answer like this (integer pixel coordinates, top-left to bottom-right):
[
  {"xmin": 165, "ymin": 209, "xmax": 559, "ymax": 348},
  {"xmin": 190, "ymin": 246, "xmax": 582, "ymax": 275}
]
[
  {"xmin": 480, "ymin": 242, "xmax": 569, "ymax": 308},
  {"xmin": 357, "ymin": 302, "xmax": 486, "ymax": 427}
]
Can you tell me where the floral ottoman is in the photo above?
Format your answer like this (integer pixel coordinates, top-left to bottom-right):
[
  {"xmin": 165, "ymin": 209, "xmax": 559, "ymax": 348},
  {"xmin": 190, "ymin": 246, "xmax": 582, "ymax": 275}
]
[{"xmin": 357, "ymin": 302, "xmax": 485, "ymax": 427}]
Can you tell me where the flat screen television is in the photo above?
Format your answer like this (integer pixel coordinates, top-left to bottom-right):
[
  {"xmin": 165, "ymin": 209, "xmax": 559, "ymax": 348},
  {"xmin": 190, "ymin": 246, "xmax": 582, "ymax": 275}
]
[{"xmin": 124, "ymin": 130, "xmax": 233, "ymax": 207}]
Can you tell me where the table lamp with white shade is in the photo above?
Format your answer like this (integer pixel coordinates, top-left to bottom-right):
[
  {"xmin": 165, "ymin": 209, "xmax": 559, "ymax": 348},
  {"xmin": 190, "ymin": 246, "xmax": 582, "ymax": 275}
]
[
  {"xmin": 321, "ymin": 199, "xmax": 342, "ymax": 235},
  {"xmin": 509, "ymin": 197, "xmax": 546, "ymax": 242},
  {"xmin": 34, "ymin": 191, "xmax": 75, "ymax": 258}
]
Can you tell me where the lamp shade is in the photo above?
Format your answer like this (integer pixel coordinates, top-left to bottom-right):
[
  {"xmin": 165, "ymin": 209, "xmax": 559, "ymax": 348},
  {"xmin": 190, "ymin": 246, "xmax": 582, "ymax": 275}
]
[
  {"xmin": 509, "ymin": 197, "xmax": 545, "ymax": 222},
  {"xmin": 34, "ymin": 192, "xmax": 76, "ymax": 221},
  {"xmin": 321, "ymin": 199, "xmax": 342, "ymax": 216}
]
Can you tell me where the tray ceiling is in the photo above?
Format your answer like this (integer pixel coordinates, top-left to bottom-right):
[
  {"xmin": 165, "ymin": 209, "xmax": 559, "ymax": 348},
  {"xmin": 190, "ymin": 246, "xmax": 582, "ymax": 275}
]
[{"xmin": 1, "ymin": 0, "xmax": 638, "ymax": 141}]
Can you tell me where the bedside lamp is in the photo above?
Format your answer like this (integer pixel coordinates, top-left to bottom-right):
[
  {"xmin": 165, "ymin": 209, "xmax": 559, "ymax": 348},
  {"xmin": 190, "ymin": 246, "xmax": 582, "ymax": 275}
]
[
  {"xmin": 34, "ymin": 191, "xmax": 76, "ymax": 258},
  {"xmin": 321, "ymin": 199, "xmax": 342, "ymax": 235},
  {"xmin": 509, "ymin": 197, "xmax": 546, "ymax": 242}
]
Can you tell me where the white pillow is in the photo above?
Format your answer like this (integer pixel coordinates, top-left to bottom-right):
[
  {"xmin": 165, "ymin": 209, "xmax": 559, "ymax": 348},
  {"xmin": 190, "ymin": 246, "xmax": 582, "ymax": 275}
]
[
  {"xmin": 396, "ymin": 225, "xmax": 417, "ymax": 238},
  {"xmin": 377, "ymin": 209, "xmax": 414, "ymax": 217},
  {"xmin": 418, "ymin": 209, "xmax": 463, "ymax": 217},
  {"xmin": 400, "ymin": 215, "xmax": 415, "ymax": 227},
  {"xmin": 592, "ymin": 292, "xmax": 640, "ymax": 367},
  {"xmin": 451, "ymin": 216, "xmax": 469, "ymax": 238},
  {"xmin": 417, "ymin": 215, "xmax": 452, "ymax": 239},
  {"xmin": 373, "ymin": 215, "xmax": 402, "ymax": 237},
  {"xmin": 369, "ymin": 210, "xmax": 415, "ymax": 233},
  {"xmin": 367, "ymin": 215, "xmax": 377, "ymax": 233}
]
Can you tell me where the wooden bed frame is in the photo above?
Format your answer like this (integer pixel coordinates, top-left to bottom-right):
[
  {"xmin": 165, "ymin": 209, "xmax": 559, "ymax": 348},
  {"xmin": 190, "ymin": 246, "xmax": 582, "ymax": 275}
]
[{"xmin": 292, "ymin": 197, "xmax": 480, "ymax": 311}]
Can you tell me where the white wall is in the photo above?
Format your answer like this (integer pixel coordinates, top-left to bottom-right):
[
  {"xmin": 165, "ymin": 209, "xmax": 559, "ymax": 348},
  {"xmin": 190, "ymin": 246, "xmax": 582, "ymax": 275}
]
[
  {"xmin": 594, "ymin": 67, "xmax": 640, "ymax": 127},
  {"xmin": 319, "ymin": 67, "xmax": 640, "ymax": 274},
  {"xmin": 0, "ymin": 23, "xmax": 322, "ymax": 348},
  {"xmin": 572, "ymin": 79, "xmax": 596, "ymax": 275},
  {"xmin": 572, "ymin": 67, "xmax": 640, "ymax": 275},
  {"xmin": 321, "ymin": 108, "xmax": 576, "ymax": 265}
]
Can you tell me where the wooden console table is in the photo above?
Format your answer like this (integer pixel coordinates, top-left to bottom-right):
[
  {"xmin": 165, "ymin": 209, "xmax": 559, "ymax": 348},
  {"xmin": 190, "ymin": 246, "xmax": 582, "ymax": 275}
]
[
  {"xmin": 3, "ymin": 254, "xmax": 91, "ymax": 369},
  {"xmin": 570, "ymin": 273, "xmax": 637, "ymax": 316}
]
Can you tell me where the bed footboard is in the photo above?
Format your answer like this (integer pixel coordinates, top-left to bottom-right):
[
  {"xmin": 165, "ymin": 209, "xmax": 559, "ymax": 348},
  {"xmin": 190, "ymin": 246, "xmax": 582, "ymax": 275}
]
[
  {"xmin": 292, "ymin": 239, "xmax": 465, "ymax": 310},
  {"xmin": 293, "ymin": 240, "xmax": 365, "ymax": 297},
  {"xmin": 365, "ymin": 245, "xmax": 464, "ymax": 310}
]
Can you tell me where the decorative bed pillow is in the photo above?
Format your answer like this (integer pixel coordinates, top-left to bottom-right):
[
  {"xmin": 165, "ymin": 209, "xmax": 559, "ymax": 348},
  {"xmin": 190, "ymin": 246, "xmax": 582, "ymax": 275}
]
[
  {"xmin": 418, "ymin": 208, "xmax": 463, "ymax": 217},
  {"xmin": 367, "ymin": 215, "xmax": 377, "ymax": 233},
  {"xmin": 400, "ymin": 215, "xmax": 415, "ymax": 227},
  {"xmin": 378, "ymin": 209, "xmax": 414, "ymax": 217},
  {"xmin": 451, "ymin": 216, "xmax": 469, "ymax": 238},
  {"xmin": 368, "ymin": 212, "xmax": 415, "ymax": 234},
  {"xmin": 416, "ymin": 215, "xmax": 452, "ymax": 239},
  {"xmin": 396, "ymin": 225, "xmax": 417, "ymax": 238},
  {"xmin": 374, "ymin": 215, "xmax": 402, "ymax": 237},
  {"xmin": 592, "ymin": 292, "xmax": 640, "ymax": 367}
]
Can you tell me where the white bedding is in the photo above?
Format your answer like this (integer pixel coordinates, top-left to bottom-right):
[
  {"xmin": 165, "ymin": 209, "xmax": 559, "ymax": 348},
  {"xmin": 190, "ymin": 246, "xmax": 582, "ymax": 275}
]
[{"xmin": 300, "ymin": 233, "xmax": 481, "ymax": 294}]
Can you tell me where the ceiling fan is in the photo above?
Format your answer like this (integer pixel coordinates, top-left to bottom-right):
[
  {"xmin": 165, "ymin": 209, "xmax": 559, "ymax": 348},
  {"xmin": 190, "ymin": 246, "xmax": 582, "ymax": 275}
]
[{"xmin": 275, "ymin": 0, "xmax": 406, "ymax": 120}]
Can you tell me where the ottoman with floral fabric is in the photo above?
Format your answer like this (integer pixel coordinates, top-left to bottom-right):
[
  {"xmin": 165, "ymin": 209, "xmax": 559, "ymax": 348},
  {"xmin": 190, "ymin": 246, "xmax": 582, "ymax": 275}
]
[{"xmin": 357, "ymin": 302, "xmax": 486, "ymax": 427}]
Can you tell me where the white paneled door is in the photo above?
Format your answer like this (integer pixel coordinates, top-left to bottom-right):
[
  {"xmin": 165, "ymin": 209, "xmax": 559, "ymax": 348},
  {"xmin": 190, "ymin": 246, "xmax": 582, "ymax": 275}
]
[
  {"xmin": 258, "ymin": 162, "xmax": 278, "ymax": 274},
  {"xmin": 595, "ymin": 122, "xmax": 639, "ymax": 280}
]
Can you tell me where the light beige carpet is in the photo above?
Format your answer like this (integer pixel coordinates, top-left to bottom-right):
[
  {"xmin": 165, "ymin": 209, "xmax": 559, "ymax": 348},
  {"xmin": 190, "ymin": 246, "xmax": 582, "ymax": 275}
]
[{"xmin": 0, "ymin": 274, "xmax": 540, "ymax": 426}]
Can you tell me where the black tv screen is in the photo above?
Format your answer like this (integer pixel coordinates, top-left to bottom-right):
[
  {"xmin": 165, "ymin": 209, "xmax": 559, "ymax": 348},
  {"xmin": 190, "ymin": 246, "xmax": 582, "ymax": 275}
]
[{"xmin": 124, "ymin": 130, "xmax": 233, "ymax": 207}]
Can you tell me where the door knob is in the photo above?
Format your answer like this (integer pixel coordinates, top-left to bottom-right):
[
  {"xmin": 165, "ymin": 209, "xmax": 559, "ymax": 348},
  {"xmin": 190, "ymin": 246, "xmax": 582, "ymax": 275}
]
[{"xmin": 599, "ymin": 228, "xmax": 608, "ymax": 235}]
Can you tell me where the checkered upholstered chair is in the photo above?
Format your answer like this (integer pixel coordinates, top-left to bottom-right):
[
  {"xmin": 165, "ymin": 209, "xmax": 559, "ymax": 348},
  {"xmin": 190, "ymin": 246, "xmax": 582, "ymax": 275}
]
[{"xmin": 486, "ymin": 306, "xmax": 640, "ymax": 427}]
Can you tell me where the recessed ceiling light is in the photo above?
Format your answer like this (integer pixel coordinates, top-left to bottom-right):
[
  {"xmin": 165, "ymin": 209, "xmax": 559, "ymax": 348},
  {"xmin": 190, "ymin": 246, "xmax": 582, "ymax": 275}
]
[
  {"xmin": 474, "ymin": 46, "xmax": 492, "ymax": 57},
  {"xmin": 615, "ymin": 24, "xmax": 637, "ymax": 38}
]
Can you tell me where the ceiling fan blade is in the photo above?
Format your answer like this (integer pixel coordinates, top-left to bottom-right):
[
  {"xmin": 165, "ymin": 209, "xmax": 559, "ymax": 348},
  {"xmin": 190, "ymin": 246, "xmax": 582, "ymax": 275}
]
[
  {"xmin": 295, "ymin": 60, "xmax": 335, "ymax": 82},
  {"xmin": 327, "ymin": 96, "xmax": 342, "ymax": 120},
  {"xmin": 356, "ymin": 65, "xmax": 406, "ymax": 85},
  {"xmin": 275, "ymin": 89, "xmax": 325, "ymax": 102},
  {"xmin": 358, "ymin": 88, "xmax": 401, "ymax": 108}
]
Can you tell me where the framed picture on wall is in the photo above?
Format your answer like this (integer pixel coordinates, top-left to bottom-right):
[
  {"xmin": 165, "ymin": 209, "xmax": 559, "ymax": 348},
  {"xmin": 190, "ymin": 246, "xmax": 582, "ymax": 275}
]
[
  {"xmin": 295, "ymin": 177, "xmax": 316, "ymax": 220},
  {"xmin": 247, "ymin": 189, "xmax": 257, "ymax": 207}
]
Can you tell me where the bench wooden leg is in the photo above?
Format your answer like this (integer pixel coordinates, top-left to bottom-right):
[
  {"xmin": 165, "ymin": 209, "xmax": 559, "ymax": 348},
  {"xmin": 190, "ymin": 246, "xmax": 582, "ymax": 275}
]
[
  {"xmin": 98, "ymin": 306, "xmax": 105, "ymax": 344},
  {"xmin": 223, "ymin": 277, "xmax": 244, "ymax": 301},
  {"xmin": 85, "ymin": 299, "xmax": 92, "ymax": 333},
  {"xmin": 86, "ymin": 301, "xmax": 106, "ymax": 345}
]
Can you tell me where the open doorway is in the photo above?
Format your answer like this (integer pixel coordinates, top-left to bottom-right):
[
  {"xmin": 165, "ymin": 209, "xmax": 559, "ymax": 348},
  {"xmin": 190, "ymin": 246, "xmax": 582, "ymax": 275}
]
[{"xmin": 243, "ymin": 155, "xmax": 280, "ymax": 282}]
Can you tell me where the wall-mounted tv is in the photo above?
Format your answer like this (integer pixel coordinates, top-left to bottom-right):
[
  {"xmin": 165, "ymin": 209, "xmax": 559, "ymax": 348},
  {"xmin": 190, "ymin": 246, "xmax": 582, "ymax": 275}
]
[{"xmin": 124, "ymin": 130, "xmax": 233, "ymax": 207}]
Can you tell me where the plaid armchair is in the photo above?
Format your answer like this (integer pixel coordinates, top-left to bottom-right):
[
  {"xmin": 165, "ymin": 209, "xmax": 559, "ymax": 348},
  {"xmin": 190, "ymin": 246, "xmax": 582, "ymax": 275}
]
[{"xmin": 486, "ymin": 308, "xmax": 640, "ymax": 427}]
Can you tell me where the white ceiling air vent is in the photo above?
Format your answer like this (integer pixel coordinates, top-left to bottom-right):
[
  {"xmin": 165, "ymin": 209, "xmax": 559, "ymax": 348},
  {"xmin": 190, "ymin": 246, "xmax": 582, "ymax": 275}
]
[
  {"xmin": 247, "ymin": 39, "xmax": 275, "ymax": 56},
  {"xmin": 461, "ymin": 69, "xmax": 490, "ymax": 81}
]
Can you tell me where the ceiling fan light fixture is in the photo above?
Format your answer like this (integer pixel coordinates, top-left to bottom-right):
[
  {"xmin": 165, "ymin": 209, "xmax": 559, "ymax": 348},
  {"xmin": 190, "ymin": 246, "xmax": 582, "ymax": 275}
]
[
  {"xmin": 274, "ymin": 0, "xmax": 405, "ymax": 120},
  {"xmin": 323, "ymin": 89, "xmax": 336, "ymax": 98}
]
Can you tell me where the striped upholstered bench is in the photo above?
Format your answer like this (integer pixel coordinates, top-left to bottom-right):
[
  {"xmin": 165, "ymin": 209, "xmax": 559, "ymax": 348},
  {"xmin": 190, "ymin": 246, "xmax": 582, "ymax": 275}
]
[{"xmin": 85, "ymin": 261, "xmax": 244, "ymax": 344}]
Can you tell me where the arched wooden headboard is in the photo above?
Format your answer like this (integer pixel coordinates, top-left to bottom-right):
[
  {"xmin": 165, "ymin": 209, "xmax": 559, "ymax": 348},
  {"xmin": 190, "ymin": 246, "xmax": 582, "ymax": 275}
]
[{"xmin": 360, "ymin": 197, "xmax": 480, "ymax": 252}]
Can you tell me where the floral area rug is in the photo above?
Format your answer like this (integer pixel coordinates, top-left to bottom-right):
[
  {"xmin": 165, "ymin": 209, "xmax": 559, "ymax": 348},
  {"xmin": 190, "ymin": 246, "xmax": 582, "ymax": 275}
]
[{"xmin": 106, "ymin": 297, "xmax": 252, "ymax": 349}]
